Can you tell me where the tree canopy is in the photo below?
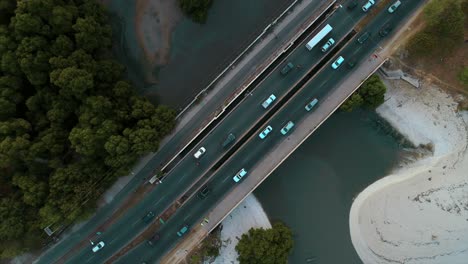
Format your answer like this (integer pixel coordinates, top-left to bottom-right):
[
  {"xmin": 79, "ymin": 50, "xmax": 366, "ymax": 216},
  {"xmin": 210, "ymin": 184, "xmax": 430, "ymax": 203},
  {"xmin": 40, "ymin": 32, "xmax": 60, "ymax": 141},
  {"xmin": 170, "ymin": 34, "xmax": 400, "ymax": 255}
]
[
  {"xmin": 178, "ymin": 0, "xmax": 213, "ymax": 23},
  {"xmin": 340, "ymin": 74, "xmax": 386, "ymax": 112},
  {"xmin": 407, "ymin": 0, "xmax": 465, "ymax": 57},
  {"xmin": 235, "ymin": 222, "xmax": 294, "ymax": 264},
  {"xmin": 0, "ymin": 0, "xmax": 176, "ymax": 258}
]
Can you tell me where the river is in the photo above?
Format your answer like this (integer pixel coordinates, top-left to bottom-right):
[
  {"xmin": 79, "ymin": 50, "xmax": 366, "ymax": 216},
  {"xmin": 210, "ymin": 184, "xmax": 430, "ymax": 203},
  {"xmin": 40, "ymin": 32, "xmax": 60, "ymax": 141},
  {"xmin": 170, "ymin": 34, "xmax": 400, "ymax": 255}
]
[{"xmin": 255, "ymin": 109, "xmax": 404, "ymax": 264}]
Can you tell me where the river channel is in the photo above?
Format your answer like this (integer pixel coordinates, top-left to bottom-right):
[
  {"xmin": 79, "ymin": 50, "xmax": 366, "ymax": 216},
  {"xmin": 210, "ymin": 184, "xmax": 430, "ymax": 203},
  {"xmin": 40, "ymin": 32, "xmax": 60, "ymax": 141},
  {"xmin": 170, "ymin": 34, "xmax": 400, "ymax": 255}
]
[{"xmin": 255, "ymin": 109, "xmax": 404, "ymax": 264}]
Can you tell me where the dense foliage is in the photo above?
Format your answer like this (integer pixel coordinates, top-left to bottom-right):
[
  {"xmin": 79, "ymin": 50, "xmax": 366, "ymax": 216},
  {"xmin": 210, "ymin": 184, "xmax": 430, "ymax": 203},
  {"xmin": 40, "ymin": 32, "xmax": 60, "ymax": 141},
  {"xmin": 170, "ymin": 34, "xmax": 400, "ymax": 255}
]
[
  {"xmin": 178, "ymin": 0, "xmax": 213, "ymax": 23},
  {"xmin": 235, "ymin": 222, "xmax": 293, "ymax": 264},
  {"xmin": 340, "ymin": 75, "xmax": 386, "ymax": 112},
  {"xmin": 0, "ymin": 0, "xmax": 176, "ymax": 258},
  {"xmin": 407, "ymin": 0, "xmax": 465, "ymax": 57},
  {"xmin": 459, "ymin": 67, "xmax": 468, "ymax": 86}
]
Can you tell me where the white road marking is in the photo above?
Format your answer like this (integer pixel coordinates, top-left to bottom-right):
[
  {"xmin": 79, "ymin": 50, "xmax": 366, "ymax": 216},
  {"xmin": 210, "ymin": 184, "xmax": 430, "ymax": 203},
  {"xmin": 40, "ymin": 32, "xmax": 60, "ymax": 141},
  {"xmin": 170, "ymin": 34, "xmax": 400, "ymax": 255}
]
[
  {"xmin": 222, "ymin": 176, "xmax": 230, "ymax": 183},
  {"xmin": 85, "ymin": 255, "xmax": 96, "ymax": 263}
]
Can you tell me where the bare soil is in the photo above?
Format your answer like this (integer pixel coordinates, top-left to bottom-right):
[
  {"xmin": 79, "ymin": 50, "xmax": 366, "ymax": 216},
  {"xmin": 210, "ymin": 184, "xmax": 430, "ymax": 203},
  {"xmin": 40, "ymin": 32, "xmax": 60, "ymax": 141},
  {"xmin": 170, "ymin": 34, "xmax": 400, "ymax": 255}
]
[{"xmin": 135, "ymin": 0, "xmax": 182, "ymax": 67}]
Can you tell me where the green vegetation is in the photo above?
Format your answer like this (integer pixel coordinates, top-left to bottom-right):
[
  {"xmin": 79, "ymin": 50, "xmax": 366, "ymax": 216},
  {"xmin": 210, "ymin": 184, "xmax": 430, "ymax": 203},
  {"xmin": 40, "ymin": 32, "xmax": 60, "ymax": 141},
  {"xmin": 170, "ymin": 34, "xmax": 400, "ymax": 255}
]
[
  {"xmin": 340, "ymin": 75, "xmax": 386, "ymax": 112},
  {"xmin": 458, "ymin": 67, "xmax": 468, "ymax": 86},
  {"xmin": 407, "ymin": 0, "xmax": 465, "ymax": 58},
  {"xmin": 235, "ymin": 222, "xmax": 293, "ymax": 264},
  {"xmin": 0, "ymin": 0, "xmax": 176, "ymax": 258},
  {"xmin": 189, "ymin": 228, "xmax": 222, "ymax": 263},
  {"xmin": 178, "ymin": 0, "xmax": 213, "ymax": 23}
]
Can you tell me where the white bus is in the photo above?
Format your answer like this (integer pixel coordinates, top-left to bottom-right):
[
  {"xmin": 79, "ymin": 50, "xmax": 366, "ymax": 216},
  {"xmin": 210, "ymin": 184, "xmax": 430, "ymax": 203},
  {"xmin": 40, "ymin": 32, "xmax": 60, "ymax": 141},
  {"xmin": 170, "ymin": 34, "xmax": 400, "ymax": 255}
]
[{"xmin": 305, "ymin": 24, "xmax": 333, "ymax": 51}]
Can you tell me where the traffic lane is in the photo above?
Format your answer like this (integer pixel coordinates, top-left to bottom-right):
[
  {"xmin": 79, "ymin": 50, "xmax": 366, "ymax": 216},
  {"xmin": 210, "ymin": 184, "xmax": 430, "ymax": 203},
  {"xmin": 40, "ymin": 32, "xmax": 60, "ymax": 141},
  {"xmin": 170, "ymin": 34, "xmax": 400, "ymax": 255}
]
[
  {"xmin": 139, "ymin": 2, "xmax": 427, "ymax": 261},
  {"xmin": 69, "ymin": 2, "xmax": 378, "ymax": 262},
  {"xmin": 118, "ymin": 133, "xmax": 280, "ymax": 263}
]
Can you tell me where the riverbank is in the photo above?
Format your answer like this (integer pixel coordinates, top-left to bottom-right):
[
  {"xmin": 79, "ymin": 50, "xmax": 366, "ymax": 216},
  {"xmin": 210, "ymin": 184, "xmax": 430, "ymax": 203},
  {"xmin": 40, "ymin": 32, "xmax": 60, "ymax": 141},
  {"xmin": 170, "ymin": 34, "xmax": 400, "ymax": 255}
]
[
  {"xmin": 350, "ymin": 78, "xmax": 468, "ymax": 263},
  {"xmin": 211, "ymin": 194, "xmax": 271, "ymax": 263}
]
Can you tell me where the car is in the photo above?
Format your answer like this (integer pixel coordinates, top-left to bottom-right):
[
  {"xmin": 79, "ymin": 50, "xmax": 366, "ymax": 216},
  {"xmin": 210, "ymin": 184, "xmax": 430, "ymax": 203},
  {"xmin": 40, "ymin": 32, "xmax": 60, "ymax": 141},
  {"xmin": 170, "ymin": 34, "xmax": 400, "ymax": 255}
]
[
  {"xmin": 347, "ymin": 0, "xmax": 358, "ymax": 10},
  {"xmin": 233, "ymin": 168, "xmax": 247, "ymax": 183},
  {"xmin": 388, "ymin": 0, "xmax": 401, "ymax": 13},
  {"xmin": 379, "ymin": 23, "xmax": 392, "ymax": 37},
  {"xmin": 357, "ymin": 32, "xmax": 371, "ymax": 44},
  {"xmin": 222, "ymin": 133, "xmax": 236, "ymax": 148},
  {"xmin": 305, "ymin": 98, "xmax": 319, "ymax": 111},
  {"xmin": 280, "ymin": 62, "xmax": 294, "ymax": 75},
  {"xmin": 262, "ymin": 94, "xmax": 277, "ymax": 109},
  {"xmin": 321, "ymin": 38, "xmax": 335, "ymax": 52},
  {"xmin": 147, "ymin": 233, "xmax": 160, "ymax": 246},
  {"xmin": 347, "ymin": 60, "xmax": 356, "ymax": 69},
  {"xmin": 92, "ymin": 241, "xmax": 105, "ymax": 253},
  {"xmin": 280, "ymin": 121, "xmax": 295, "ymax": 135},
  {"xmin": 259, "ymin": 125, "xmax": 273, "ymax": 139},
  {"xmin": 177, "ymin": 225, "xmax": 189, "ymax": 237},
  {"xmin": 193, "ymin": 147, "xmax": 206, "ymax": 159},
  {"xmin": 331, "ymin": 56, "xmax": 345, "ymax": 70},
  {"xmin": 362, "ymin": 0, "xmax": 375, "ymax": 12},
  {"xmin": 142, "ymin": 211, "xmax": 155, "ymax": 223},
  {"xmin": 197, "ymin": 186, "xmax": 210, "ymax": 200}
]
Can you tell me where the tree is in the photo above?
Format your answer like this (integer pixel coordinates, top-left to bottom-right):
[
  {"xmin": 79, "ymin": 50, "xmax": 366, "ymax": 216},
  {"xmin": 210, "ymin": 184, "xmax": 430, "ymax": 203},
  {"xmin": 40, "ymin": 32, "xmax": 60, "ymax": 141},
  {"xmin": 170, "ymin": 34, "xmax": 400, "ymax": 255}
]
[
  {"xmin": 458, "ymin": 67, "xmax": 468, "ymax": 86},
  {"xmin": 178, "ymin": 0, "xmax": 213, "ymax": 23},
  {"xmin": 359, "ymin": 75, "xmax": 386, "ymax": 108},
  {"xmin": 52, "ymin": 66, "xmax": 94, "ymax": 99},
  {"xmin": 235, "ymin": 222, "xmax": 293, "ymax": 264},
  {"xmin": 340, "ymin": 75, "xmax": 386, "ymax": 111},
  {"xmin": 340, "ymin": 93, "xmax": 363, "ymax": 112}
]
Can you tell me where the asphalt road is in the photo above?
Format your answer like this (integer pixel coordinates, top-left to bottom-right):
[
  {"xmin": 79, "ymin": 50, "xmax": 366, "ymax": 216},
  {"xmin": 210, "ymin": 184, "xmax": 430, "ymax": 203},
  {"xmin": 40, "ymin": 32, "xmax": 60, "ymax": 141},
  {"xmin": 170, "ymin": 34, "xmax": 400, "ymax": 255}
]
[
  {"xmin": 114, "ymin": 0, "xmax": 425, "ymax": 263},
  {"xmin": 65, "ymin": 3, "xmax": 368, "ymax": 264},
  {"xmin": 35, "ymin": 1, "xmax": 328, "ymax": 263}
]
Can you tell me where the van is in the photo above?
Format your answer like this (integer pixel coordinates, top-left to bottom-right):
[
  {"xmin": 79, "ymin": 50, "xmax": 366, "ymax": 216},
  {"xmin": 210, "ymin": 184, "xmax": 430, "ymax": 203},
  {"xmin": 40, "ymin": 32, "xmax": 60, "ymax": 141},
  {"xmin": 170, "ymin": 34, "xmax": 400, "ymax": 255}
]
[
  {"xmin": 305, "ymin": 98, "xmax": 318, "ymax": 111},
  {"xmin": 262, "ymin": 94, "xmax": 276, "ymax": 109},
  {"xmin": 362, "ymin": 0, "xmax": 375, "ymax": 12},
  {"xmin": 321, "ymin": 38, "xmax": 335, "ymax": 52},
  {"xmin": 233, "ymin": 168, "xmax": 247, "ymax": 183},
  {"xmin": 280, "ymin": 62, "xmax": 294, "ymax": 75},
  {"xmin": 280, "ymin": 121, "xmax": 295, "ymax": 135},
  {"xmin": 331, "ymin": 56, "xmax": 345, "ymax": 69},
  {"xmin": 388, "ymin": 0, "xmax": 401, "ymax": 13}
]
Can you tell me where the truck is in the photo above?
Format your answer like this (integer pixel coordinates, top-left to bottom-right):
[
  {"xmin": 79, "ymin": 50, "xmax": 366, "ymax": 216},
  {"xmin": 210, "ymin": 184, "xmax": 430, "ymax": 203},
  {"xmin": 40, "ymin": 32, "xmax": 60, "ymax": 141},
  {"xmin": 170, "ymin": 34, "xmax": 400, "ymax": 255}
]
[{"xmin": 306, "ymin": 24, "xmax": 333, "ymax": 51}]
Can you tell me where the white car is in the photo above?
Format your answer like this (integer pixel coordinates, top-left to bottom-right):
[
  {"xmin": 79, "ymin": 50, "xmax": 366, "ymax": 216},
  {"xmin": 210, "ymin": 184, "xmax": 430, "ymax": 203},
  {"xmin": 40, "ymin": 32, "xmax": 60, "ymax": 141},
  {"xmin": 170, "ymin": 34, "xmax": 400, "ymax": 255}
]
[
  {"xmin": 92, "ymin": 241, "xmax": 105, "ymax": 253},
  {"xmin": 280, "ymin": 121, "xmax": 295, "ymax": 135},
  {"xmin": 388, "ymin": 0, "xmax": 401, "ymax": 13},
  {"xmin": 233, "ymin": 168, "xmax": 248, "ymax": 183},
  {"xmin": 362, "ymin": 0, "xmax": 375, "ymax": 12},
  {"xmin": 193, "ymin": 147, "xmax": 206, "ymax": 159},
  {"xmin": 331, "ymin": 56, "xmax": 345, "ymax": 70},
  {"xmin": 259, "ymin": 125, "xmax": 273, "ymax": 139}
]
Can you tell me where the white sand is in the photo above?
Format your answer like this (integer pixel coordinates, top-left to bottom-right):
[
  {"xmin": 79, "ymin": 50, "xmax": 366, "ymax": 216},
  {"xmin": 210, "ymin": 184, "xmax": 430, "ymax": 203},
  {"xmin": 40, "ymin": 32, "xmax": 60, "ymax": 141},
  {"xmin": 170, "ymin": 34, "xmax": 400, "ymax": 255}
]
[
  {"xmin": 350, "ymin": 79, "xmax": 468, "ymax": 264},
  {"xmin": 210, "ymin": 194, "xmax": 271, "ymax": 264}
]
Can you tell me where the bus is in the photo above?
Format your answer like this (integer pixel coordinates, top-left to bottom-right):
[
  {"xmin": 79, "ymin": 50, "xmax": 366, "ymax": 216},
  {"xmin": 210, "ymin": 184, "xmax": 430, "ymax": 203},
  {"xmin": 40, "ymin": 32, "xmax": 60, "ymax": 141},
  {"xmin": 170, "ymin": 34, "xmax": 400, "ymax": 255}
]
[{"xmin": 305, "ymin": 24, "xmax": 333, "ymax": 51}]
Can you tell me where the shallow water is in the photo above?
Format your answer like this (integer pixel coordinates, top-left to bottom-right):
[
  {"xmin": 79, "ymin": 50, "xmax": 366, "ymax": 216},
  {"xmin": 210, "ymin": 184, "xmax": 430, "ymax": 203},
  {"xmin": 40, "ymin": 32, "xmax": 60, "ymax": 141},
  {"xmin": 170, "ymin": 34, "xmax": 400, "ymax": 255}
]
[{"xmin": 255, "ymin": 110, "xmax": 403, "ymax": 264}]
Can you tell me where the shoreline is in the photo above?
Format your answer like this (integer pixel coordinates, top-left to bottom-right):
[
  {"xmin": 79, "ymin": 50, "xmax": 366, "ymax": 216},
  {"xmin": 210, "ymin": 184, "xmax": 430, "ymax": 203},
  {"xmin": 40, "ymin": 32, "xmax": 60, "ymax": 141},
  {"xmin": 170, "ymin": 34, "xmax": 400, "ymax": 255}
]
[
  {"xmin": 349, "ymin": 77, "xmax": 468, "ymax": 263},
  {"xmin": 210, "ymin": 194, "xmax": 271, "ymax": 264}
]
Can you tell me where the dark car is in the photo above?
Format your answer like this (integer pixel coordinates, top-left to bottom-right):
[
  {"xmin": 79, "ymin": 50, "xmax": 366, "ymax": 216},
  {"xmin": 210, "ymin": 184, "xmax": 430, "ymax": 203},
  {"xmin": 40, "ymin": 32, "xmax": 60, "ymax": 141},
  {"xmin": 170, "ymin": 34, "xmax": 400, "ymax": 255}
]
[
  {"xmin": 142, "ymin": 211, "xmax": 155, "ymax": 223},
  {"xmin": 347, "ymin": 0, "xmax": 358, "ymax": 10},
  {"xmin": 357, "ymin": 32, "xmax": 371, "ymax": 44},
  {"xmin": 379, "ymin": 23, "xmax": 392, "ymax": 37},
  {"xmin": 147, "ymin": 233, "xmax": 160, "ymax": 246},
  {"xmin": 197, "ymin": 186, "xmax": 210, "ymax": 200}
]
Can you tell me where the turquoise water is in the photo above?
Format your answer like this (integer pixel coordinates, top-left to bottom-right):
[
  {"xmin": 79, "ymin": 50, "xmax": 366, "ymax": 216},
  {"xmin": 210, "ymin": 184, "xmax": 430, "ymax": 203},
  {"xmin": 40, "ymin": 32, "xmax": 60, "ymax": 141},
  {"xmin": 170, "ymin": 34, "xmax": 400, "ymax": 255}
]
[{"xmin": 255, "ymin": 110, "xmax": 403, "ymax": 264}]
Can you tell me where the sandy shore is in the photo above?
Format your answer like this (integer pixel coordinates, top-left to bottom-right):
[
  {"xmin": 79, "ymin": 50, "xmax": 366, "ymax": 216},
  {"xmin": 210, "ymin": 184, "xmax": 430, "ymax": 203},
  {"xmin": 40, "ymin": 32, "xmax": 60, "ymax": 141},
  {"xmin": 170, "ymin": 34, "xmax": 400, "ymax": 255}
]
[
  {"xmin": 211, "ymin": 194, "xmax": 271, "ymax": 264},
  {"xmin": 349, "ymin": 78, "xmax": 468, "ymax": 264}
]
